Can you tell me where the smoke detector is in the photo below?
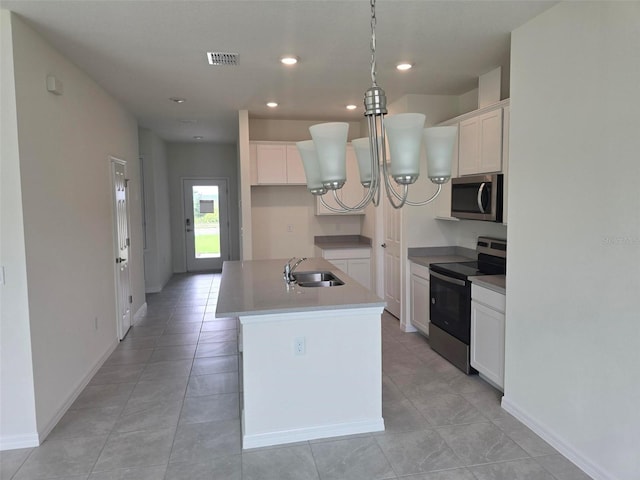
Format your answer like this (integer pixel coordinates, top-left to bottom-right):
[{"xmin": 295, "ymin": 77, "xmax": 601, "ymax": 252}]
[{"xmin": 207, "ymin": 52, "xmax": 239, "ymax": 66}]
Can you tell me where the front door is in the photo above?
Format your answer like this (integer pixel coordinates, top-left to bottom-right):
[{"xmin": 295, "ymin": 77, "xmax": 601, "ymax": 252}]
[
  {"xmin": 111, "ymin": 158, "xmax": 132, "ymax": 339},
  {"xmin": 183, "ymin": 178, "xmax": 230, "ymax": 272},
  {"xmin": 383, "ymin": 198, "xmax": 402, "ymax": 318}
]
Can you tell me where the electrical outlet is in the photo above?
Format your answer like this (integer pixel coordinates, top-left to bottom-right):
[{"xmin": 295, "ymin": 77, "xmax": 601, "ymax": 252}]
[
  {"xmin": 294, "ymin": 337, "xmax": 306, "ymax": 355},
  {"xmin": 287, "ymin": 224, "xmax": 294, "ymax": 233}
]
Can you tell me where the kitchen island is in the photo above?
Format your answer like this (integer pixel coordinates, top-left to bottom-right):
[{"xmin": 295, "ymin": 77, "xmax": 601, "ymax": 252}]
[{"xmin": 216, "ymin": 258, "xmax": 386, "ymax": 449}]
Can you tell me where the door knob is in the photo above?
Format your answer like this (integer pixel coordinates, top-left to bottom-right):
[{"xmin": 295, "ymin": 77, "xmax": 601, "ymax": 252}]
[
  {"xmin": 381, "ymin": 243, "xmax": 387, "ymax": 248},
  {"xmin": 115, "ymin": 257, "xmax": 126, "ymax": 264}
]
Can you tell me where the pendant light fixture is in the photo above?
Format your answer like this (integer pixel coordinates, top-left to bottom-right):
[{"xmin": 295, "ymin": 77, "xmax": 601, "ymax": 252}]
[{"xmin": 297, "ymin": 0, "xmax": 457, "ymax": 211}]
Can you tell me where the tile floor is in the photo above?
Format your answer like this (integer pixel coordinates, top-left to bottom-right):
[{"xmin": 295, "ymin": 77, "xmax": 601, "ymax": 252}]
[{"xmin": 1, "ymin": 273, "xmax": 593, "ymax": 480}]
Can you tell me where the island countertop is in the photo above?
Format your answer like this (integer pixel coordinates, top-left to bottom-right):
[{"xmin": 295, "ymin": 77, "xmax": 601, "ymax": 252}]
[{"xmin": 215, "ymin": 258, "xmax": 385, "ymax": 318}]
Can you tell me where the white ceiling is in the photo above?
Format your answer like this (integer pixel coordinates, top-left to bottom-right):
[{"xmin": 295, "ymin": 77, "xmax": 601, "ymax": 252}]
[{"xmin": 1, "ymin": 0, "xmax": 556, "ymax": 143}]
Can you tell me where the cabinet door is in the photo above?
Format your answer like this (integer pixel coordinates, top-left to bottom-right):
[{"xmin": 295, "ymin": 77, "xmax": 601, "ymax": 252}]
[
  {"xmin": 458, "ymin": 117, "xmax": 480, "ymax": 176},
  {"xmin": 478, "ymin": 109, "xmax": 503, "ymax": 174},
  {"xmin": 256, "ymin": 144, "xmax": 287, "ymax": 184},
  {"xmin": 285, "ymin": 145, "xmax": 307, "ymax": 185},
  {"xmin": 327, "ymin": 259, "xmax": 348, "ymax": 273},
  {"xmin": 410, "ymin": 274, "xmax": 430, "ymax": 335},
  {"xmin": 347, "ymin": 258, "xmax": 371, "ymax": 289},
  {"xmin": 471, "ymin": 300, "xmax": 505, "ymax": 389}
]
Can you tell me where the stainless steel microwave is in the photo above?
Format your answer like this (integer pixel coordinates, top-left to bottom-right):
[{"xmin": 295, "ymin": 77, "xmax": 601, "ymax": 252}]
[{"xmin": 451, "ymin": 174, "xmax": 503, "ymax": 222}]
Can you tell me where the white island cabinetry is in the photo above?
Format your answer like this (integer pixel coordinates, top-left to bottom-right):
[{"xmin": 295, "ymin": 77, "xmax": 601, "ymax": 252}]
[
  {"xmin": 471, "ymin": 283, "xmax": 506, "ymax": 390},
  {"xmin": 216, "ymin": 258, "xmax": 385, "ymax": 449}
]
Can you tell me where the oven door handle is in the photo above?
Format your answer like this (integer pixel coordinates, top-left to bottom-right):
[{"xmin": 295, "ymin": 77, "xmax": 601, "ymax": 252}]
[
  {"xmin": 477, "ymin": 182, "xmax": 486, "ymax": 213},
  {"xmin": 429, "ymin": 270, "xmax": 467, "ymax": 287}
]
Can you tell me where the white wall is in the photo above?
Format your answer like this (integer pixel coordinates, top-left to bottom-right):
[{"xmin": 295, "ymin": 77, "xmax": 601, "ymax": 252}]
[
  {"xmin": 5, "ymin": 12, "xmax": 144, "ymax": 443},
  {"xmin": 0, "ymin": 9, "xmax": 38, "ymax": 449},
  {"xmin": 166, "ymin": 143, "xmax": 240, "ymax": 272},
  {"xmin": 139, "ymin": 128, "xmax": 172, "ymax": 292},
  {"xmin": 453, "ymin": 221, "xmax": 507, "ymax": 250},
  {"xmin": 505, "ymin": 3, "xmax": 640, "ymax": 480}
]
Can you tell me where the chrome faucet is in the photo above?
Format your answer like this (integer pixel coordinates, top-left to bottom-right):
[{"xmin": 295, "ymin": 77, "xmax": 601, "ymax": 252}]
[{"xmin": 284, "ymin": 257, "xmax": 307, "ymax": 285}]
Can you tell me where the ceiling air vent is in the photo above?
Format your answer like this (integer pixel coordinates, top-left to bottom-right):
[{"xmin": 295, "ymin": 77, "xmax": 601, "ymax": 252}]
[{"xmin": 207, "ymin": 52, "xmax": 239, "ymax": 66}]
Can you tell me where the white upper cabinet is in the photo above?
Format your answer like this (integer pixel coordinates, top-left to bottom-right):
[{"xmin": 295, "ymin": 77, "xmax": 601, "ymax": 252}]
[
  {"xmin": 316, "ymin": 145, "xmax": 365, "ymax": 215},
  {"xmin": 458, "ymin": 108, "xmax": 503, "ymax": 176},
  {"xmin": 285, "ymin": 144, "xmax": 307, "ymax": 184},
  {"xmin": 253, "ymin": 142, "xmax": 307, "ymax": 185}
]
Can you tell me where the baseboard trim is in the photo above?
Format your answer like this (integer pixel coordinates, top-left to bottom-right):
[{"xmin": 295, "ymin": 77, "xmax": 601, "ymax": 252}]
[
  {"xmin": 36, "ymin": 339, "xmax": 119, "ymax": 445},
  {"xmin": 501, "ymin": 396, "xmax": 611, "ymax": 480},
  {"xmin": 242, "ymin": 418, "xmax": 385, "ymax": 450},
  {"xmin": 134, "ymin": 302, "xmax": 147, "ymax": 323},
  {"xmin": 0, "ymin": 433, "xmax": 39, "ymax": 451},
  {"xmin": 145, "ymin": 286, "xmax": 162, "ymax": 293}
]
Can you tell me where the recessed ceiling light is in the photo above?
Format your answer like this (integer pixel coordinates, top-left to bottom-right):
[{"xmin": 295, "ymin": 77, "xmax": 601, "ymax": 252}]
[
  {"xmin": 280, "ymin": 56, "xmax": 299, "ymax": 65},
  {"xmin": 396, "ymin": 63, "xmax": 413, "ymax": 71},
  {"xmin": 170, "ymin": 97, "xmax": 186, "ymax": 104},
  {"xmin": 266, "ymin": 102, "xmax": 278, "ymax": 108},
  {"xmin": 346, "ymin": 105, "xmax": 358, "ymax": 110},
  {"xmin": 193, "ymin": 136, "xmax": 203, "ymax": 140}
]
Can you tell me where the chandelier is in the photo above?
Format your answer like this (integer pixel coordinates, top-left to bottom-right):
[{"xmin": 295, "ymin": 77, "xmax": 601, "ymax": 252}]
[{"xmin": 296, "ymin": 0, "xmax": 457, "ymax": 212}]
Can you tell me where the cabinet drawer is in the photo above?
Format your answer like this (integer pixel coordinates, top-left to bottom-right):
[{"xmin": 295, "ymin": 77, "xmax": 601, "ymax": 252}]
[
  {"xmin": 410, "ymin": 261, "xmax": 429, "ymax": 280},
  {"xmin": 471, "ymin": 284, "xmax": 505, "ymax": 312}
]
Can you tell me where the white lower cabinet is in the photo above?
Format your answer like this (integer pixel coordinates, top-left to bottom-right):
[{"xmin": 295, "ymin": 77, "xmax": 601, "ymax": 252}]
[
  {"xmin": 410, "ymin": 262, "xmax": 430, "ymax": 336},
  {"xmin": 315, "ymin": 247, "xmax": 371, "ymax": 289},
  {"xmin": 471, "ymin": 284, "xmax": 505, "ymax": 390}
]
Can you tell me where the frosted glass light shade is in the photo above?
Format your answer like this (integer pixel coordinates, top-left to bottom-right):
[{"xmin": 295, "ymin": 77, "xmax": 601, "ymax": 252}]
[
  {"xmin": 295, "ymin": 140, "xmax": 325, "ymax": 193},
  {"xmin": 352, "ymin": 137, "xmax": 375, "ymax": 186},
  {"xmin": 423, "ymin": 126, "xmax": 457, "ymax": 183},
  {"xmin": 384, "ymin": 113, "xmax": 426, "ymax": 183},
  {"xmin": 309, "ymin": 122, "xmax": 349, "ymax": 189}
]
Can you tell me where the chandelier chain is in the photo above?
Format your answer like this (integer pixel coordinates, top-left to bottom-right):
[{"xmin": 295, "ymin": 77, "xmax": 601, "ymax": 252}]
[{"xmin": 370, "ymin": 0, "xmax": 377, "ymax": 86}]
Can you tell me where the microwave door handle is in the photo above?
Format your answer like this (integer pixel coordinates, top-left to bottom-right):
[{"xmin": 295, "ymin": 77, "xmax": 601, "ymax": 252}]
[{"xmin": 477, "ymin": 182, "xmax": 487, "ymax": 213}]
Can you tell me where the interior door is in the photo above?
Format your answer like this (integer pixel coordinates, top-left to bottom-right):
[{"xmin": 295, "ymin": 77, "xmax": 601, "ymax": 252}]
[
  {"xmin": 383, "ymin": 198, "xmax": 402, "ymax": 318},
  {"xmin": 111, "ymin": 159, "xmax": 132, "ymax": 340},
  {"xmin": 183, "ymin": 178, "xmax": 230, "ymax": 272}
]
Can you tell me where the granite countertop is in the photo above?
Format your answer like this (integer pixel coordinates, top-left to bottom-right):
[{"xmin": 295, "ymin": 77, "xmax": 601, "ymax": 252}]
[
  {"xmin": 470, "ymin": 275, "xmax": 506, "ymax": 294},
  {"xmin": 215, "ymin": 258, "xmax": 385, "ymax": 318},
  {"xmin": 407, "ymin": 245, "xmax": 476, "ymax": 268},
  {"xmin": 409, "ymin": 255, "xmax": 473, "ymax": 267},
  {"xmin": 314, "ymin": 235, "xmax": 372, "ymax": 250}
]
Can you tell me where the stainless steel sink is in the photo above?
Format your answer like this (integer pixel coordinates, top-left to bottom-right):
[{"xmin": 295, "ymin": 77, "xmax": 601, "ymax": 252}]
[{"xmin": 292, "ymin": 271, "xmax": 345, "ymax": 287}]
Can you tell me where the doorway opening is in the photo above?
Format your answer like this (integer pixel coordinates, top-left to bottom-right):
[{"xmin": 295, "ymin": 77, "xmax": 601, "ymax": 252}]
[{"xmin": 183, "ymin": 178, "xmax": 230, "ymax": 272}]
